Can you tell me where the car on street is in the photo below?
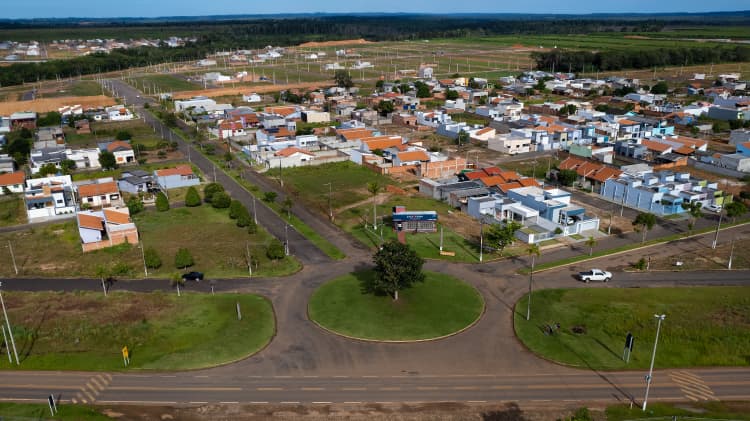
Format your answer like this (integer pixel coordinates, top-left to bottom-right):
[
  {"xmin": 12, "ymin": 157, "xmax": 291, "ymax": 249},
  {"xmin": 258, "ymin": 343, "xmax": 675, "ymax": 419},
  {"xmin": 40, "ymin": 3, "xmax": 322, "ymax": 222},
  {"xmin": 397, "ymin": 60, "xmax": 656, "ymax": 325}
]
[
  {"xmin": 705, "ymin": 204, "xmax": 722, "ymax": 213},
  {"xmin": 182, "ymin": 271, "xmax": 204, "ymax": 282},
  {"xmin": 579, "ymin": 269, "xmax": 612, "ymax": 283}
]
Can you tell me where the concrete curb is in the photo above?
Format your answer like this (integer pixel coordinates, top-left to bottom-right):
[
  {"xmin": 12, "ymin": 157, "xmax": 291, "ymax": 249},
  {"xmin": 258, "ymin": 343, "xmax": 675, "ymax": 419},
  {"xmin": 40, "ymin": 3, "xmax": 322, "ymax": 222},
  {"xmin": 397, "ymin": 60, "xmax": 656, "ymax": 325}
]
[{"xmin": 307, "ymin": 277, "xmax": 486, "ymax": 344}]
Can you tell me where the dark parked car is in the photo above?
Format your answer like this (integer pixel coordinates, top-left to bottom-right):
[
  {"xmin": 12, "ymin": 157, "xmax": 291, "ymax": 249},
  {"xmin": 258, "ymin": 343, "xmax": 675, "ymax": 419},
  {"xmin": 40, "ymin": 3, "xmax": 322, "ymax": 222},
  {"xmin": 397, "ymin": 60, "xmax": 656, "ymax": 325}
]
[{"xmin": 182, "ymin": 271, "xmax": 204, "ymax": 282}]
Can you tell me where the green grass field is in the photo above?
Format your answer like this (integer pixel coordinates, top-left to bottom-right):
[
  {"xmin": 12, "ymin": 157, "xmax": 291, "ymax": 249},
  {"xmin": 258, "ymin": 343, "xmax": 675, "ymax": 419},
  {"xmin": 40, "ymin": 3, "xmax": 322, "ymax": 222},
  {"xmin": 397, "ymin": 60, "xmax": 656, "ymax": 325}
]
[
  {"xmin": 0, "ymin": 204, "xmax": 300, "ymax": 279},
  {"xmin": 0, "ymin": 291, "xmax": 274, "ymax": 371},
  {"xmin": 0, "ymin": 403, "xmax": 111, "ymax": 420},
  {"xmin": 352, "ymin": 225, "xmax": 481, "ymax": 263},
  {"xmin": 64, "ymin": 119, "xmax": 164, "ymax": 150},
  {"xmin": 309, "ymin": 271, "xmax": 484, "ymax": 341},
  {"xmin": 515, "ymin": 287, "xmax": 750, "ymax": 370},
  {"xmin": 0, "ymin": 195, "xmax": 26, "ymax": 227},
  {"xmin": 131, "ymin": 74, "xmax": 201, "ymax": 92},
  {"xmin": 607, "ymin": 401, "xmax": 750, "ymax": 420}
]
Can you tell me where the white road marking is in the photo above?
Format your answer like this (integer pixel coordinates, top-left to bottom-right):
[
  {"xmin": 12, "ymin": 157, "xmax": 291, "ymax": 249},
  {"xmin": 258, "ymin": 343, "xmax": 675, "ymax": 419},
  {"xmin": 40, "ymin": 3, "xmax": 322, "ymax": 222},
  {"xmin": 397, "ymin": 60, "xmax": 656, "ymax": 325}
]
[{"xmin": 220, "ymin": 401, "xmax": 239, "ymax": 404}]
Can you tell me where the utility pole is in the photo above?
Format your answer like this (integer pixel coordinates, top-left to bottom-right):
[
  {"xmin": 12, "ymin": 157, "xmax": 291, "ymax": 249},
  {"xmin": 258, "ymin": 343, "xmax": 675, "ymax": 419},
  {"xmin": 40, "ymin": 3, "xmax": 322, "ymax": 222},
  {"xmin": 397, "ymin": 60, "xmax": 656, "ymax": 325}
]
[
  {"xmin": 140, "ymin": 243, "xmax": 148, "ymax": 277},
  {"xmin": 246, "ymin": 241, "xmax": 252, "ymax": 277},
  {"xmin": 727, "ymin": 235, "xmax": 735, "ymax": 270},
  {"xmin": 0, "ymin": 282, "xmax": 19, "ymax": 365},
  {"xmin": 526, "ymin": 252, "xmax": 536, "ymax": 321},
  {"xmin": 252, "ymin": 196, "xmax": 258, "ymax": 225},
  {"xmin": 711, "ymin": 207, "xmax": 724, "ymax": 249},
  {"xmin": 643, "ymin": 314, "xmax": 666, "ymax": 411},
  {"xmin": 284, "ymin": 224, "xmax": 289, "ymax": 256},
  {"xmin": 479, "ymin": 218, "xmax": 485, "ymax": 263},
  {"xmin": 7, "ymin": 241, "xmax": 17, "ymax": 275},
  {"xmin": 324, "ymin": 182, "xmax": 333, "ymax": 221}
]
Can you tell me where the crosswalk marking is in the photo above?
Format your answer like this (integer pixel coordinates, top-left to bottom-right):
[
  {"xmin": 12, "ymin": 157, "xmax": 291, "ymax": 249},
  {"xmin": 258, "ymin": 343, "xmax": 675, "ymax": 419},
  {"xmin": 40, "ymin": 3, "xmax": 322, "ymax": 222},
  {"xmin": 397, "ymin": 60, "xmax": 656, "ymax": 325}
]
[{"xmin": 670, "ymin": 371, "xmax": 717, "ymax": 401}]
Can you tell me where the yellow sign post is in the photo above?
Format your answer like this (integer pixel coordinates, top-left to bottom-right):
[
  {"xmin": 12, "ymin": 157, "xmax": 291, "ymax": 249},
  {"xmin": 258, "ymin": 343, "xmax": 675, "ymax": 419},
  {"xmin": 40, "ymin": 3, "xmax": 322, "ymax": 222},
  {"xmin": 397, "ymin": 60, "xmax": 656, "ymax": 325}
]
[{"xmin": 121, "ymin": 346, "xmax": 130, "ymax": 367}]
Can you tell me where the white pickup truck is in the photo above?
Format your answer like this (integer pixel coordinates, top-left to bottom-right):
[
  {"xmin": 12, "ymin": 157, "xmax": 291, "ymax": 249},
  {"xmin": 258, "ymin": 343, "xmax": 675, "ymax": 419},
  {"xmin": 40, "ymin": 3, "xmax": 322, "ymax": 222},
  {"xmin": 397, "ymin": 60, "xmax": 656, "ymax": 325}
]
[{"xmin": 579, "ymin": 269, "xmax": 612, "ymax": 283}]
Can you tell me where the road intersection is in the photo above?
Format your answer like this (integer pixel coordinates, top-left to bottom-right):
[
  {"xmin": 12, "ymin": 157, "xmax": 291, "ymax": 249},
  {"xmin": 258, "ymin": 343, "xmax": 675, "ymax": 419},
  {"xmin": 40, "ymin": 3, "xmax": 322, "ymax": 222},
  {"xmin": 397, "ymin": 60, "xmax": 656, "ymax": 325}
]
[{"xmin": 0, "ymin": 80, "xmax": 748, "ymax": 409}]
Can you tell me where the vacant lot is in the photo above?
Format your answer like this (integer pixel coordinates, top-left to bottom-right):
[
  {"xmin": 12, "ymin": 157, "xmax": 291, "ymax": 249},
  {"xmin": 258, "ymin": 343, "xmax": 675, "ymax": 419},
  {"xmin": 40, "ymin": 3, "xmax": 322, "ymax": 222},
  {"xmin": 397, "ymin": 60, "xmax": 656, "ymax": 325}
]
[
  {"xmin": 0, "ymin": 291, "xmax": 274, "ymax": 371},
  {"xmin": 515, "ymin": 287, "xmax": 750, "ymax": 370},
  {"xmin": 0, "ymin": 205, "xmax": 300, "ymax": 279},
  {"xmin": 0, "ymin": 195, "xmax": 25, "ymax": 227},
  {"xmin": 131, "ymin": 74, "xmax": 200, "ymax": 92},
  {"xmin": 0, "ymin": 95, "xmax": 115, "ymax": 114},
  {"xmin": 309, "ymin": 271, "xmax": 483, "ymax": 341},
  {"xmin": 64, "ymin": 119, "xmax": 163, "ymax": 150}
]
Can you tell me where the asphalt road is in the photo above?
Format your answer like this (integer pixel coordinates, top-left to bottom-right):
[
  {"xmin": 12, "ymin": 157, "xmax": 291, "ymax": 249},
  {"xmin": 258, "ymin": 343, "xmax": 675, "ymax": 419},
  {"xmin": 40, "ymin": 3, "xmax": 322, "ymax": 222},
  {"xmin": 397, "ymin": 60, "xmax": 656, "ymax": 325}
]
[{"xmin": 1, "ymin": 80, "xmax": 749, "ymax": 409}]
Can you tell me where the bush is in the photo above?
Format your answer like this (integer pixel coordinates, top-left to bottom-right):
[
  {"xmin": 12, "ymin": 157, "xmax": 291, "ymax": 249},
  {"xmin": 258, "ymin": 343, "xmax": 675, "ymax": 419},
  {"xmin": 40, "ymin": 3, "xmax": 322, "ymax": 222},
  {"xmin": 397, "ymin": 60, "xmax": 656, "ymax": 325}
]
[
  {"xmin": 236, "ymin": 207, "xmax": 252, "ymax": 227},
  {"xmin": 115, "ymin": 130, "xmax": 132, "ymax": 141},
  {"xmin": 262, "ymin": 191, "xmax": 277, "ymax": 203},
  {"xmin": 211, "ymin": 192, "xmax": 231, "ymax": 209},
  {"xmin": 266, "ymin": 239, "xmax": 285, "ymax": 260},
  {"xmin": 144, "ymin": 247, "xmax": 162, "ymax": 269},
  {"xmin": 126, "ymin": 196, "xmax": 144, "ymax": 215},
  {"xmin": 247, "ymin": 218, "xmax": 258, "ymax": 234},
  {"xmin": 633, "ymin": 257, "xmax": 647, "ymax": 270},
  {"xmin": 111, "ymin": 262, "xmax": 132, "ymax": 276},
  {"xmin": 228, "ymin": 200, "xmax": 243, "ymax": 219},
  {"xmin": 203, "ymin": 183, "xmax": 225, "ymax": 203},
  {"xmin": 174, "ymin": 247, "xmax": 194, "ymax": 269},
  {"xmin": 155, "ymin": 192, "xmax": 170, "ymax": 211},
  {"xmin": 184, "ymin": 186, "xmax": 201, "ymax": 207}
]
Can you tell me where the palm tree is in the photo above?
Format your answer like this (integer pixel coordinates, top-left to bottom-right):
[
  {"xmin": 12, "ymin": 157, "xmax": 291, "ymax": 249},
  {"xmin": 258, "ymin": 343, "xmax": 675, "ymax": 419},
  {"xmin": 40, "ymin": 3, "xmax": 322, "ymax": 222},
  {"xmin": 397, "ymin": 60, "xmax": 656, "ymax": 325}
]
[
  {"xmin": 367, "ymin": 181, "xmax": 381, "ymax": 230},
  {"xmin": 526, "ymin": 243, "xmax": 541, "ymax": 321},
  {"xmin": 633, "ymin": 212, "xmax": 657, "ymax": 244},
  {"xmin": 585, "ymin": 236, "xmax": 597, "ymax": 256}
]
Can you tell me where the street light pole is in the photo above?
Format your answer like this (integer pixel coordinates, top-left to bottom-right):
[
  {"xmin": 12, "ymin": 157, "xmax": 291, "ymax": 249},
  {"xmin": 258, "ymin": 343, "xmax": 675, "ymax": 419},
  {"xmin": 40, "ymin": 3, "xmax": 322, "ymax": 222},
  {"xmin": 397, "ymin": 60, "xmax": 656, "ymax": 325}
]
[
  {"xmin": 284, "ymin": 224, "xmax": 289, "ymax": 256},
  {"xmin": 7, "ymin": 241, "xmax": 17, "ymax": 275},
  {"xmin": 0, "ymin": 282, "xmax": 20, "ymax": 365},
  {"xmin": 479, "ymin": 219, "xmax": 484, "ymax": 263},
  {"xmin": 252, "ymin": 196, "xmax": 258, "ymax": 225},
  {"xmin": 140, "ymin": 243, "xmax": 148, "ymax": 277},
  {"xmin": 711, "ymin": 208, "xmax": 723, "ymax": 249},
  {"xmin": 643, "ymin": 314, "xmax": 666, "ymax": 411},
  {"xmin": 323, "ymin": 182, "xmax": 333, "ymax": 221},
  {"xmin": 526, "ymin": 253, "xmax": 535, "ymax": 321}
]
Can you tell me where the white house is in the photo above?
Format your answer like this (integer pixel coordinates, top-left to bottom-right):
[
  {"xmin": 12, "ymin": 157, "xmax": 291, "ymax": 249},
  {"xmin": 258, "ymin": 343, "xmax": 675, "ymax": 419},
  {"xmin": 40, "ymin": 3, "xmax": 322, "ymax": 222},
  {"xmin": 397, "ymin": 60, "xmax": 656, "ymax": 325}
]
[
  {"xmin": 266, "ymin": 147, "xmax": 315, "ymax": 168},
  {"xmin": 66, "ymin": 148, "xmax": 101, "ymax": 170},
  {"xmin": 0, "ymin": 171, "xmax": 25, "ymax": 195},
  {"xmin": 98, "ymin": 141, "xmax": 136, "ymax": 165},
  {"xmin": 106, "ymin": 105, "xmax": 134, "ymax": 121},
  {"xmin": 487, "ymin": 133, "xmax": 532, "ymax": 155},
  {"xmin": 243, "ymin": 93, "xmax": 262, "ymax": 103},
  {"xmin": 24, "ymin": 175, "xmax": 77, "ymax": 223},
  {"xmin": 76, "ymin": 178, "xmax": 123, "ymax": 209}
]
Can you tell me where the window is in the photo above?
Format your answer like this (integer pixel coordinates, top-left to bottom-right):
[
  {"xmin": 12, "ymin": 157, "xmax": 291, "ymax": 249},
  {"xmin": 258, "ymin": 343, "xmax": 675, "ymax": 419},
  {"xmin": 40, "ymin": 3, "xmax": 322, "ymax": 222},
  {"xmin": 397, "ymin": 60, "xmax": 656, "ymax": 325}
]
[{"xmin": 88, "ymin": 198, "xmax": 94, "ymax": 203}]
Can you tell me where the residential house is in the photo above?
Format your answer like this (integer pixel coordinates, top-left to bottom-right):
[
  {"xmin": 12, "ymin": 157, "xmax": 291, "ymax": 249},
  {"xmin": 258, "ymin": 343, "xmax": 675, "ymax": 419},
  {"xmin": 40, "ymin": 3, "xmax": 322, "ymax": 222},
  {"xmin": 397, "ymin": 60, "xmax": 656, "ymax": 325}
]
[
  {"xmin": 154, "ymin": 165, "xmax": 200, "ymax": 190},
  {"xmin": 0, "ymin": 171, "xmax": 25, "ymax": 195},
  {"xmin": 10, "ymin": 112, "xmax": 36, "ymax": 131},
  {"xmin": 24, "ymin": 175, "xmax": 77, "ymax": 223},
  {"xmin": 29, "ymin": 147, "xmax": 66, "ymax": 174},
  {"xmin": 487, "ymin": 133, "xmax": 532, "ymax": 155},
  {"xmin": 393, "ymin": 150, "xmax": 430, "ymax": 167},
  {"xmin": 76, "ymin": 179, "xmax": 123, "ymax": 208},
  {"xmin": 98, "ymin": 140, "xmax": 136, "ymax": 165},
  {"xmin": 267, "ymin": 147, "xmax": 316, "ymax": 168},
  {"xmin": 75, "ymin": 119, "xmax": 91, "ymax": 134},
  {"xmin": 242, "ymin": 93, "xmax": 262, "ymax": 103},
  {"xmin": 106, "ymin": 105, "xmax": 134, "ymax": 121},
  {"xmin": 65, "ymin": 148, "xmax": 101, "ymax": 170},
  {"xmin": 0, "ymin": 154, "xmax": 15, "ymax": 173},
  {"xmin": 77, "ymin": 207, "xmax": 139, "ymax": 252},
  {"xmin": 118, "ymin": 169, "xmax": 154, "ymax": 194}
]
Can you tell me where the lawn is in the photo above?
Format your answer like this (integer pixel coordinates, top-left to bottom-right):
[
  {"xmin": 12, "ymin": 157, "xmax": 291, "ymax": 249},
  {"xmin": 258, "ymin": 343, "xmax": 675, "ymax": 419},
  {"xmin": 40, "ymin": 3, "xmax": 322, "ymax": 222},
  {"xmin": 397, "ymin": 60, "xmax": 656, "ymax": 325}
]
[
  {"xmin": 0, "ymin": 205, "xmax": 300, "ymax": 279},
  {"xmin": 514, "ymin": 287, "xmax": 750, "ymax": 370},
  {"xmin": 351, "ymin": 224, "xmax": 481, "ymax": 263},
  {"xmin": 0, "ymin": 403, "xmax": 111, "ymax": 420},
  {"xmin": 131, "ymin": 74, "xmax": 201, "ymax": 92},
  {"xmin": 308, "ymin": 271, "xmax": 484, "ymax": 341},
  {"xmin": 279, "ymin": 161, "xmax": 397, "ymax": 212},
  {"xmin": 64, "ymin": 119, "xmax": 164, "ymax": 150},
  {"xmin": 0, "ymin": 291, "xmax": 274, "ymax": 371},
  {"xmin": 0, "ymin": 195, "xmax": 26, "ymax": 227},
  {"xmin": 607, "ymin": 401, "xmax": 750, "ymax": 421}
]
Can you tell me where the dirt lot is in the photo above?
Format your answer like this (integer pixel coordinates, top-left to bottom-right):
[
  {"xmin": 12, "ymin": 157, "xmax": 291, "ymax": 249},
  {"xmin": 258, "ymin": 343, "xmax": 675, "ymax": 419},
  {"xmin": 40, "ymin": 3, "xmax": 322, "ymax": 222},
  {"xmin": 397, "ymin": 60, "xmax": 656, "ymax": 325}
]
[
  {"xmin": 0, "ymin": 95, "xmax": 115, "ymax": 114},
  {"xmin": 299, "ymin": 39, "xmax": 373, "ymax": 48},
  {"xmin": 94, "ymin": 402, "xmax": 605, "ymax": 421}
]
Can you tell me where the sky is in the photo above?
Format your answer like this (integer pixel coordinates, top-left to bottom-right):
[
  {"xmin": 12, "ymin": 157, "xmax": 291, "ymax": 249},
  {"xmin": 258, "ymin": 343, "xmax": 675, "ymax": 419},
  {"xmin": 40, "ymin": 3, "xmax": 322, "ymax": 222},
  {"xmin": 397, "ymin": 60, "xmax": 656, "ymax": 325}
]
[{"xmin": 5, "ymin": 0, "xmax": 749, "ymax": 19}]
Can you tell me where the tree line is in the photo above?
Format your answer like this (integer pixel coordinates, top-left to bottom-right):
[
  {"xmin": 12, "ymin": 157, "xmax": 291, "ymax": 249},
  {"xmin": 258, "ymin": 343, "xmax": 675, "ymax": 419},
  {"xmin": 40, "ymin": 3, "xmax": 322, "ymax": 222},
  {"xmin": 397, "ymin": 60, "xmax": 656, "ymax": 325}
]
[{"xmin": 531, "ymin": 45, "xmax": 750, "ymax": 73}]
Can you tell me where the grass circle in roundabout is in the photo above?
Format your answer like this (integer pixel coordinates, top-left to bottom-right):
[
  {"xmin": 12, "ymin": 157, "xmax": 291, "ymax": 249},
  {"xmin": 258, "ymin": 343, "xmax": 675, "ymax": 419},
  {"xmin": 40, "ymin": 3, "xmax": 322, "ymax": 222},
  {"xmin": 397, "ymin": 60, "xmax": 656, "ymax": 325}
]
[{"xmin": 308, "ymin": 271, "xmax": 484, "ymax": 341}]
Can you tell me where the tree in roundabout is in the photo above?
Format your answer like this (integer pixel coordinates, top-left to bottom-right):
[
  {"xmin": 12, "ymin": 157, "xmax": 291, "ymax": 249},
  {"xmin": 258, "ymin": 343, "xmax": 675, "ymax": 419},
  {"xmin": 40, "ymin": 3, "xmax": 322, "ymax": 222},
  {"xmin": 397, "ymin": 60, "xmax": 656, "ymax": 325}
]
[
  {"xmin": 308, "ymin": 241, "xmax": 483, "ymax": 341},
  {"xmin": 366, "ymin": 240, "xmax": 425, "ymax": 301}
]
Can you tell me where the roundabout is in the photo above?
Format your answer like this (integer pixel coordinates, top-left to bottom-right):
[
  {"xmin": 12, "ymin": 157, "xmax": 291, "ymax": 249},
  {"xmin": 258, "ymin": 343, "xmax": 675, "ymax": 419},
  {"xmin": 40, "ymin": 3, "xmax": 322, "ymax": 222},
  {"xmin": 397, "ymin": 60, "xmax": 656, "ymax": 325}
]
[{"xmin": 308, "ymin": 270, "xmax": 485, "ymax": 342}]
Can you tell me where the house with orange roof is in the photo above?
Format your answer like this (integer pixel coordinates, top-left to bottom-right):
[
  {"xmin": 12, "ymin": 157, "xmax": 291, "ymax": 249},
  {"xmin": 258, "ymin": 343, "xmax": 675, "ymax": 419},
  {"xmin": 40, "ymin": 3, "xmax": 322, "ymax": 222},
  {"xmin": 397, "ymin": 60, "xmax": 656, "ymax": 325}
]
[
  {"xmin": 392, "ymin": 150, "xmax": 430, "ymax": 167},
  {"xmin": 76, "ymin": 179, "xmax": 123, "ymax": 209},
  {"xmin": 98, "ymin": 140, "xmax": 135, "ymax": 165},
  {"xmin": 77, "ymin": 207, "xmax": 139, "ymax": 252},
  {"xmin": 360, "ymin": 136, "xmax": 404, "ymax": 153},
  {"xmin": 0, "ymin": 171, "xmax": 25, "ymax": 195},
  {"xmin": 267, "ymin": 146, "xmax": 316, "ymax": 168},
  {"xmin": 154, "ymin": 165, "xmax": 200, "ymax": 190}
]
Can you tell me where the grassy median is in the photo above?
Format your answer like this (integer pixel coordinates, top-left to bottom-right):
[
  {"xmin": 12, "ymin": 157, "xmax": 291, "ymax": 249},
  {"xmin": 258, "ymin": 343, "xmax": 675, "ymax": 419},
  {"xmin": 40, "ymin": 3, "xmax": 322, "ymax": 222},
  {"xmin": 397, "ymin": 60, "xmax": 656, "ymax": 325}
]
[
  {"xmin": 0, "ymin": 291, "xmax": 274, "ymax": 371},
  {"xmin": 514, "ymin": 287, "xmax": 750, "ymax": 370},
  {"xmin": 309, "ymin": 271, "xmax": 484, "ymax": 341}
]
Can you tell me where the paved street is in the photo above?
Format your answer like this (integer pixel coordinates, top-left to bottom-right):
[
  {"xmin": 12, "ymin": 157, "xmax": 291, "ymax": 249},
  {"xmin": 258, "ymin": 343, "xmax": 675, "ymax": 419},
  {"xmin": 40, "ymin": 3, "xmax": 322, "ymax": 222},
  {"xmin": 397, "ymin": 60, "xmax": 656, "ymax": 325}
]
[{"xmin": 0, "ymin": 79, "xmax": 748, "ymax": 409}]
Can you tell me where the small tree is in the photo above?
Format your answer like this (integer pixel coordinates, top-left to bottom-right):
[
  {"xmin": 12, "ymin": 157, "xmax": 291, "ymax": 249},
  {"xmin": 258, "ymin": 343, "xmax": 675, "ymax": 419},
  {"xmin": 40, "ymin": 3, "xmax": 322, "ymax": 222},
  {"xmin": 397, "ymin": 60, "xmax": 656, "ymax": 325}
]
[
  {"xmin": 171, "ymin": 272, "xmax": 185, "ymax": 297},
  {"xmin": 585, "ymin": 236, "xmax": 597, "ymax": 256},
  {"xmin": 650, "ymin": 81, "xmax": 669, "ymax": 94},
  {"xmin": 681, "ymin": 201, "xmax": 703, "ymax": 234},
  {"xmin": 486, "ymin": 221, "xmax": 522, "ymax": 254},
  {"xmin": 95, "ymin": 264, "xmax": 110, "ymax": 296},
  {"xmin": 115, "ymin": 130, "xmax": 132, "ymax": 141},
  {"xmin": 266, "ymin": 239, "xmax": 285, "ymax": 260},
  {"xmin": 236, "ymin": 207, "xmax": 252, "ymax": 227},
  {"xmin": 557, "ymin": 169, "xmax": 578, "ymax": 186},
  {"xmin": 60, "ymin": 159, "xmax": 76, "ymax": 174},
  {"xmin": 333, "ymin": 69, "xmax": 353, "ymax": 88},
  {"xmin": 184, "ymin": 186, "xmax": 201, "ymax": 207},
  {"xmin": 211, "ymin": 192, "xmax": 231, "ymax": 209},
  {"xmin": 633, "ymin": 212, "xmax": 657, "ymax": 243},
  {"xmin": 456, "ymin": 130, "xmax": 469, "ymax": 148},
  {"xmin": 98, "ymin": 151, "xmax": 118, "ymax": 170},
  {"xmin": 38, "ymin": 163, "xmax": 59, "ymax": 177},
  {"xmin": 126, "ymin": 196, "xmax": 144, "ymax": 215},
  {"xmin": 144, "ymin": 247, "xmax": 162, "ymax": 269},
  {"xmin": 247, "ymin": 218, "xmax": 258, "ymax": 234},
  {"xmin": 174, "ymin": 247, "xmax": 194, "ymax": 269},
  {"xmin": 725, "ymin": 201, "xmax": 747, "ymax": 222},
  {"xmin": 368, "ymin": 240, "xmax": 425, "ymax": 301},
  {"xmin": 281, "ymin": 197, "xmax": 293, "ymax": 219},
  {"xmin": 203, "ymin": 183, "xmax": 225, "ymax": 203},
  {"xmin": 367, "ymin": 181, "xmax": 381, "ymax": 229},
  {"xmin": 263, "ymin": 191, "xmax": 277, "ymax": 203},
  {"xmin": 376, "ymin": 100, "xmax": 394, "ymax": 116},
  {"xmin": 229, "ymin": 199, "xmax": 243, "ymax": 219},
  {"xmin": 445, "ymin": 89, "xmax": 459, "ymax": 100},
  {"xmin": 155, "ymin": 192, "xmax": 170, "ymax": 211}
]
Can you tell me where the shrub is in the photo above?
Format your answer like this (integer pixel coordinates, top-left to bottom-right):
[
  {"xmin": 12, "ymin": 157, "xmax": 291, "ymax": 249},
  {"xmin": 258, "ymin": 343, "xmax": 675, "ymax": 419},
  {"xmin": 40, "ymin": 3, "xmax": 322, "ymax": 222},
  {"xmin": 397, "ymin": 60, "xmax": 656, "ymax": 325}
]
[
  {"xmin": 155, "ymin": 192, "xmax": 170, "ymax": 211},
  {"xmin": 144, "ymin": 247, "xmax": 162, "ymax": 269},
  {"xmin": 203, "ymin": 183, "xmax": 225, "ymax": 203},
  {"xmin": 111, "ymin": 262, "xmax": 132, "ymax": 276},
  {"xmin": 236, "ymin": 207, "xmax": 251, "ymax": 227},
  {"xmin": 262, "ymin": 191, "xmax": 277, "ymax": 203},
  {"xmin": 126, "ymin": 196, "xmax": 144, "ymax": 215},
  {"xmin": 633, "ymin": 257, "xmax": 647, "ymax": 270},
  {"xmin": 174, "ymin": 247, "xmax": 194, "ymax": 269},
  {"xmin": 228, "ymin": 200, "xmax": 243, "ymax": 219},
  {"xmin": 115, "ymin": 130, "xmax": 132, "ymax": 141},
  {"xmin": 211, "ymin": 192, "xmax": 231, "ymax": 209},
  {"xmin": 247, "ymin": 218, "xmax": 258, "ymax": 234},
  {"xmin": 266, "ymin": 239, "xmax": 285, "ymax": 260},
  {"xmin": 184, "ymin": 186, "xmax": 201, "ymax": 207}
]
